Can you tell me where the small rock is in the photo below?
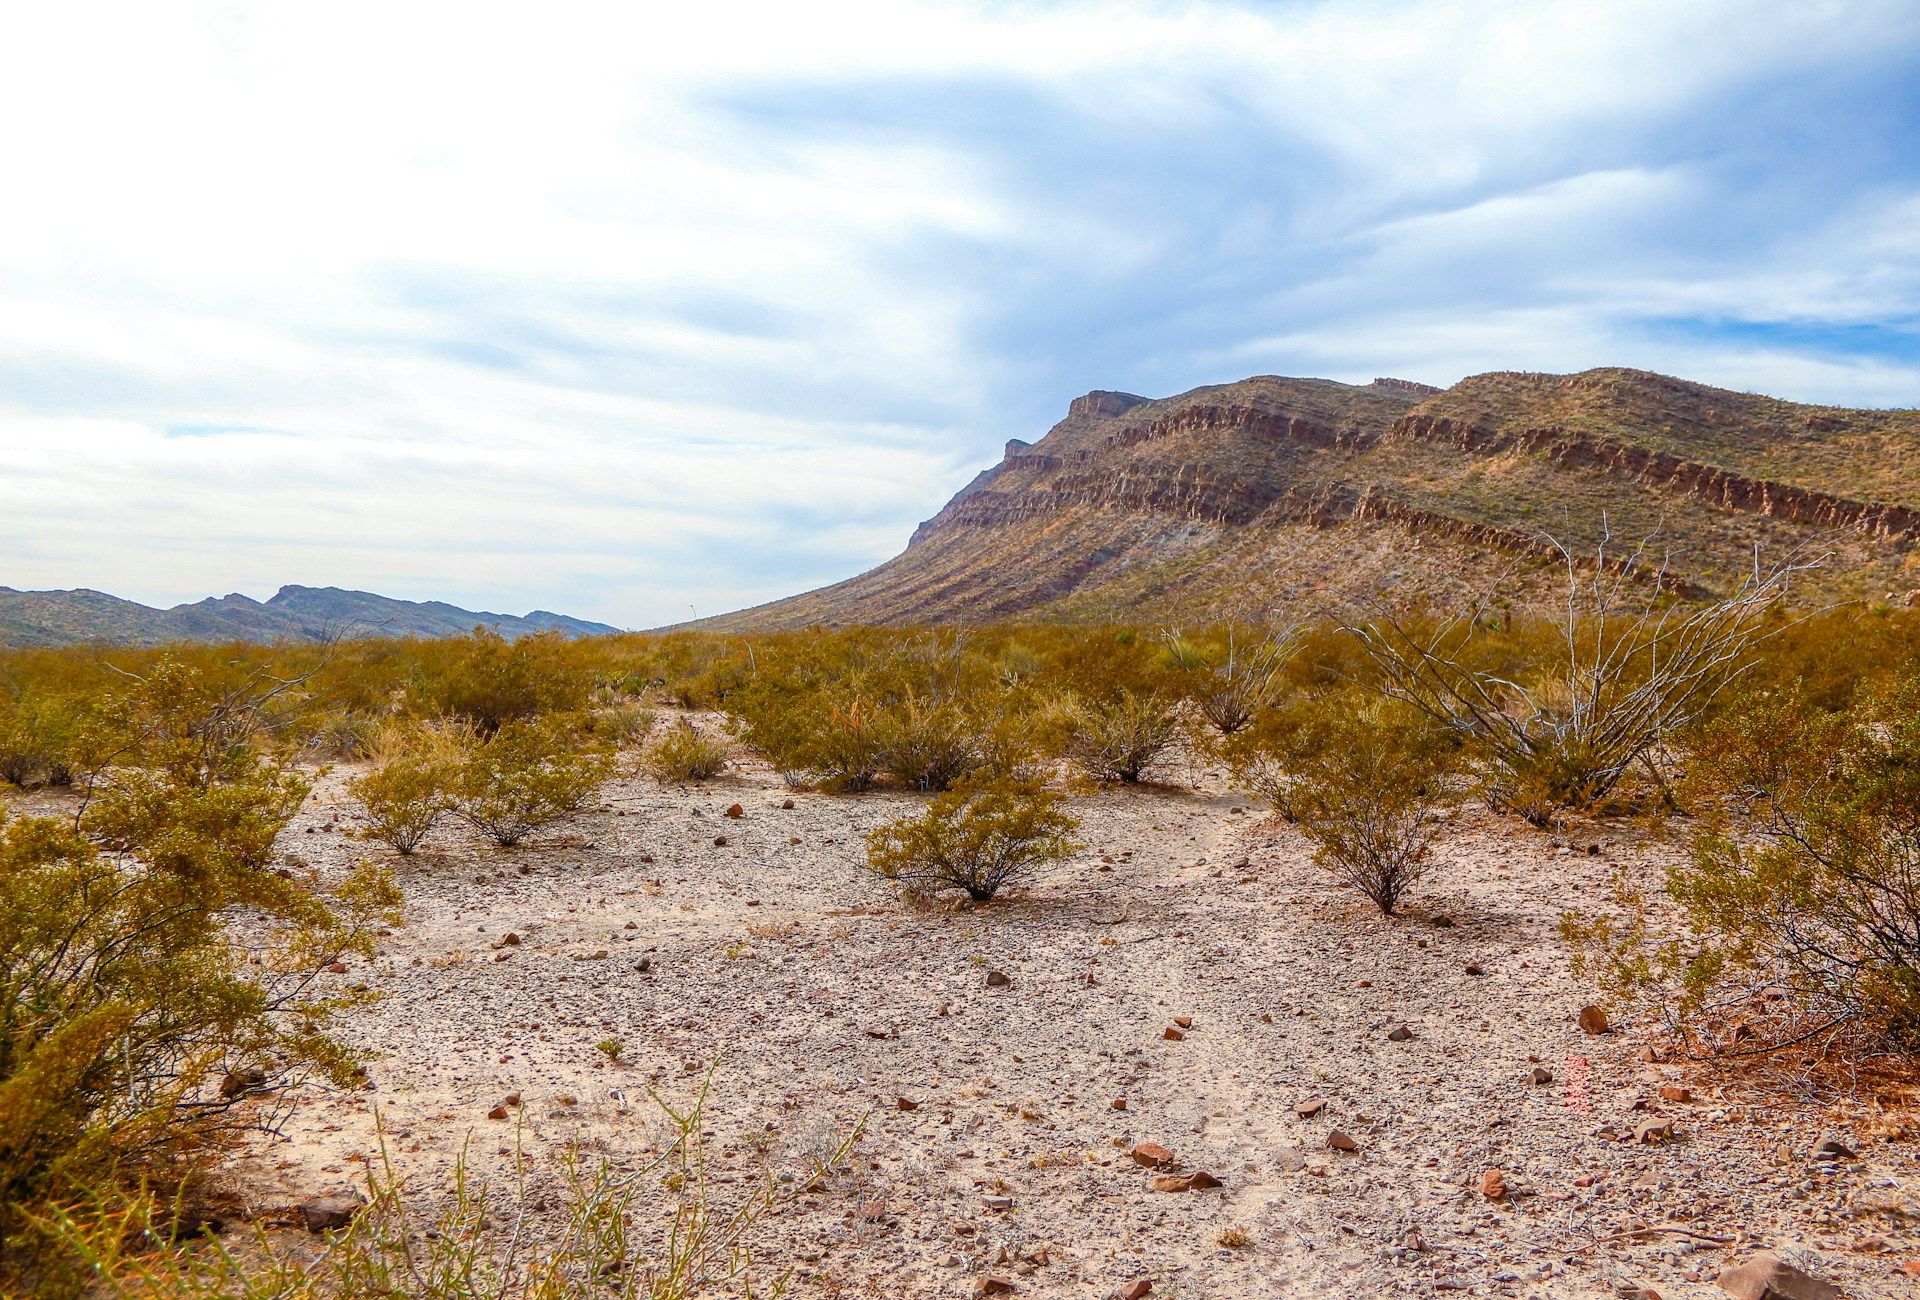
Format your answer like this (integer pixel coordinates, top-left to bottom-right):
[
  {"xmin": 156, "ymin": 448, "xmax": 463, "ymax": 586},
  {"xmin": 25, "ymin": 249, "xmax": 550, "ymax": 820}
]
[
  {"xmin": 1295, "ymin": 1098, "xmax": 1326, "ymax": 1119},
  {"xmin": 1386, "ymin": 1024, "xmax": 1413, "ymax": 1042},
  {"xmin": 325, "ymin": 961, "xmax": 349, "ymax": 975},
  {"xmin": 1479, "ymin": 1168, "xmax": 1507, "ymax": 1200},
  {"xmin": 1327, "ymin": 1131, "xmax": 1358, "ymax": 1153},
  {"xmin": 1464, "ymin": 962, "xmax": 1486, "ymax": 976},
  {"xmin": 1130, "ymin": 1142, "xmax": 1175, "ymax": 1167},
  {"xmin": 1659, "ymin": 1085, "xmax": 1694, "ymax": 1103},
  {"xmin": 725, "ymin": 803, "xmax": 744, "ymax": 818},
  {"xmin": 1121, "ymin": 1281, "xmax": 1153, "ymax": 1300},
  {"xmin": 1714, "ymin": 1252, "xmax": 1842, "ymax": 1300},
  {"xmin": 974, "ymin": 1276, "xmax": 1016, "ymax": 1297},
  {"xmin": 712, "ymin": 835, "xmax": 728, "ymax": 846},
  {"xmin": 781, "ymin": 798, "xmax": 795, "ymax": 809},
  {"xmin": 985, "ymin": 969, "xmax": 1011, "ymax": 988},
  {"xmin": 1111, "ymin": 1098, "xmax": 1127, "ymax": 1111},
  {"xmin": 1578, "ymin": 1005, "xmax": 1610, "ymax": 1035},
  {"xmin": 1635, "ymin": 1119, "xmax": 1675, "ymax": 1145},
  {"xmin": 1152, "ymin": 1171, "xmax": 1221, "ymax": 1192},
  {"xmin": 636, "ymin": 956, "xmax": 652, "ymax": 972},
  {"xmin": 982, "ymin": 1196, "xmax": 1013, "ymax": 1212},
  {"xmin": 488, "ymin": 1105, "xmax": 509, "ymax": 1120},
  {"xmin": 295, "ymin": 1196, "xmax": 360, "ymax": 1233},
  {"xmin": 1163, "ymin": 1025, "xmax": 1185, "ymax": 1041},
  {"xmin": 896, "ymin": 1096, "xmax": 920, "ymax": 1111},
  {"xmin": 1172, "ymin": 1015, "xmax": 1193, "ymax": 1028},
  {"xmin": 1530, "ymin": 1067, "xmax": 1555, "ymax": 1085},
  {"xmin": 1811, "ymin": 1134, "xmax": 1858, "ymax": 1160}
]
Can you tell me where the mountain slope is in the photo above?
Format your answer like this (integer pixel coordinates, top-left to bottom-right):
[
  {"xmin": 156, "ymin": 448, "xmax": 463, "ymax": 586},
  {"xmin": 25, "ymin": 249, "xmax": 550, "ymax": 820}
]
[
  {"xmin": 0, "ymin": 584, "xmax": 620, "ymax": 648},
  {"xmin": 697, "ymin": 367, "xmax": 1920, "ymax": 629}
]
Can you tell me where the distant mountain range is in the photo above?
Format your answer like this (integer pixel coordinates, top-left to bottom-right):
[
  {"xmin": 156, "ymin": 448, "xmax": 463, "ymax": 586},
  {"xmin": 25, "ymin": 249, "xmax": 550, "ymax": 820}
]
[
  {"xmin": 0, "ymin": 584, "xmax": 621, "ymax": 648},
  {"xmin": 694, "ymin": 366, "xmax": 1920, "ymax": 629}
]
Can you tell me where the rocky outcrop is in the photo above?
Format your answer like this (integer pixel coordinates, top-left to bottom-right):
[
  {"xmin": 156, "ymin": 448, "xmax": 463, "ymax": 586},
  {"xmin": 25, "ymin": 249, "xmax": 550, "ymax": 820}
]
[
  {"xmin": 1389, "ymin": 415, "xmax": 1920, "ymax": 543},
  {"xmin": 1068, "ymin": 390, "xmax": 1149, "ymax": 420},
  {"xmin": 1371, "ymin": 376, "xmax": 1443, "ymax": 395}
]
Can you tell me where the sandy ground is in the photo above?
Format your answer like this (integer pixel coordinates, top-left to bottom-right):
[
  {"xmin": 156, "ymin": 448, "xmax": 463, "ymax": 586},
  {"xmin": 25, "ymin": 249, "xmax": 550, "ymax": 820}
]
[{"xmin": 52, "ymin": 726, "xmax": 1919, "ymax": 1298}]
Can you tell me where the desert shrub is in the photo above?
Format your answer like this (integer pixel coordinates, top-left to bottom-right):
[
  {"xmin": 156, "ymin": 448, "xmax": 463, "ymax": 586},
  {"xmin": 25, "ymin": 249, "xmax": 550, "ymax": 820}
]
[
  {"xmin": 875, "ymin": 697, "xmax": 1002, "ymax": 792},
  {"xmin": 1564, "ymin": 676, "xmax": 1920, "ymax": 1045},
  {"xmin": 0, "ymin": 658, "xmax": 402, "ymax": 1288},
  {"xmin": 456, "ymin": 716, "xmax": 615, "ymax": 846},
  {"xmin": 347, "ymin": 720, "xmax": 469, "ymax": 855},
  {"xmin": 0, "ymin": 689, "xmax": 112, "ymax": 789},
  {"xmin": 1345, "ymin": 545, "xmax": 1800, "ymax": 825},
  {"xmin": 1232, "ymin": 694, "xmax": 1462, "ymax": 914},
  {"xmin": 643, "ymin": 718, "xmax": 731, "ymax": 782},
  {"xmin": 866, "ymin": 772, "xmax": 1082, "ymax": 902},
  {"xmin": 1050, "ymin": 689, "xmax": 1180, "ymax": 784},
  {"xmin": 586, "ymin": 697, "xmax": 657, "ymax": 748},
  {"xmin": 1159, "ymin": 626, "xmax": 1299, "ymax": 736},
  {"xmin": 410, "ymin": 629, "xmax": 595, "ymax": 734},
  {"xmin": 38, "ymin": 1069, "xmax": 862, "ymax": 1300}
]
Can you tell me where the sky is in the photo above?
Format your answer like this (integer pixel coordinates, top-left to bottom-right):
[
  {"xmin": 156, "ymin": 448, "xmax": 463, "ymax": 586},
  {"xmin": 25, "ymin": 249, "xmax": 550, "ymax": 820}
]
[{"xmin": 2, "ymin": 0, "xmax": 1919, "ymax": 629}]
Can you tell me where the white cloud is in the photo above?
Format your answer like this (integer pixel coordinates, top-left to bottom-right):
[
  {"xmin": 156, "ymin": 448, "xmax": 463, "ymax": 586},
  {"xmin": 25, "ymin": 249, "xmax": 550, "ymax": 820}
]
[{"xmin": 0, "ymin": 0, "xmax": 1915, "ymax": 625}]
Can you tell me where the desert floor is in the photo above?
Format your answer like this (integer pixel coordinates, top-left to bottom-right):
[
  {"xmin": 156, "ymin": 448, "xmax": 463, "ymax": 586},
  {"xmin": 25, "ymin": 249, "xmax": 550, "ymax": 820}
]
[{"xmin": 148, "ymin": 731, "xmax": 1920, "ymax": 1298}]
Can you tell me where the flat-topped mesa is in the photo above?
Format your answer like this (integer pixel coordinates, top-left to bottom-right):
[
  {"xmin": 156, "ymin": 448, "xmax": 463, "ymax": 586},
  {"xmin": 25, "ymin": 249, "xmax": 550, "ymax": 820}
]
[{"xmin": 1068, "ymin": 390, "xmax": 1149, "ymax": 420}]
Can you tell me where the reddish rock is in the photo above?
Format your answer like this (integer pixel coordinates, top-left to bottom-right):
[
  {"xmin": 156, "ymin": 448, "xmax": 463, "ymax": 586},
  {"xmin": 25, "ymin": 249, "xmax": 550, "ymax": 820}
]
[
  {"xmin": 1327, "ymin": 1131, "xmax": 1358, "ymax": 1152},
  {"xmin": 985, "ymin": 969, "xmax": 1011, "ymax": 988},
  {"xmin": 1162, "ymin": 1025, "xmax": 1186, "ymax": 1041},
  {"xmin": 974, "ymin": 1276, "xmax": 1016, "ymax": 1296},
  {"xmin": 1479, "ymin": 1168, "xmax": 1507, "ymax": 1200},
  {"xmin": 1172, "ymin": 1015, "xmax": 1193, "ymax": 1029},
  {"xmin": 1578, "ymin": 1005, "xmax": 1609, "ymax": 1034},
  {"xmin": 1111, "ymin": 1097, "xmax": 1127, "ymax": 1111},
  {"xmin": 1659, "ymin": 1085, "xmax": 1693, "ymax": 1103},
  {"xmin": 1121, "ymin": 1282, "xmax": 1153, "ymax": 1300},
  {"xmin": 1295, "ymin": 1098, "xmax": 1326, "ymax": 1118},
  {"xmin": 1130, "ymin": 1142, "xmax": 1175, "ymax": 1167},
  {"xmin": 1387, "ymin": 1024, "xmax": 1413, "ymax": 1042},
  {"xmin": 1714, "ymin": 1253, "xmax": 1842, "ymax": 1300}
]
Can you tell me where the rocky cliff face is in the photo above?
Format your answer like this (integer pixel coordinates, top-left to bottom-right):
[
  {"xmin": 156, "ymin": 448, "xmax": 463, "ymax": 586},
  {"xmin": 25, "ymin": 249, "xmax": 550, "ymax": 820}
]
[{"xmin": 694, "ymin": 367, "xmax": 1920, "ymax": 630}]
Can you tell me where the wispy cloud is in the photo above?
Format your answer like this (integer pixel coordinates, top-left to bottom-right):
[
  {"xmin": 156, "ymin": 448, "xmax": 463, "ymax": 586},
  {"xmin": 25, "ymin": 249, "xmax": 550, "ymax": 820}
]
[{"xmin": 1, "ymin": 0, "xmax": 1916, "ymax": 625}]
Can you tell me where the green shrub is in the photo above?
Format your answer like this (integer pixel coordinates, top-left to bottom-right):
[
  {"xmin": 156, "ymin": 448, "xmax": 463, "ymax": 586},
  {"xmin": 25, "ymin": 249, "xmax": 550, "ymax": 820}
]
[
  {"xmin": 1051, "ymin": 690, "xmax": 1180, "ymax": 784},
  {"xmin": 456, "ymin": 716, "xmax": 615, "ymax": 846},
  {"xmin": 410, "ymin": 629, "xmax": 595, "ymax": 735},
  {"xmin": 586, "ymin": 698, "xmax": 657, "ymax": 748},
  {"xmin": 642, "ymin": 718, "xmax": 731, "ymax": 782},
  {"xmin": 866, "ymin": 773, "xmax": 1082, "ymax": 902},
  {"xmin": 347, "ymin": 720, "xmax": 468, "ymax": 855},
  {"xmin": 876, "ymin": 698, "xmax": 991, "ymax": 792},
  {"xmin": 1159, "ymin": 626, "xmax": 1298, "ymax": 736},
  {"xmin": 1232, "ymin": 694, "xmax": 1462, "ymax": 914},
  {"xmin": 1564, "ymin": 676, "xmax": 1920, "ymax": 1044}
]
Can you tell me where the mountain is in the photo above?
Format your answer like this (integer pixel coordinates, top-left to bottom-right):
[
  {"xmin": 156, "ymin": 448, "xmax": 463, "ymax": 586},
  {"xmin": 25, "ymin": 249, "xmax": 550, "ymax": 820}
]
[
  {"xmin": 0, "ymin": 584, "xmax": 621, "ymax": 648},
  {"xmin": 695, "ymin": 367, "xmax": 1920, "ymax": 629}
]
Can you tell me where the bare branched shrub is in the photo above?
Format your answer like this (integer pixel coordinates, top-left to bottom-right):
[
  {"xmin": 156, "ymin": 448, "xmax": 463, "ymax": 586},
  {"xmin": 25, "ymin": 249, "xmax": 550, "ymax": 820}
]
[
  {"xmin": 643, "ymin": 718, "xmax": 731, "ymax": 782},
  {"xmin": 866, "ymin": 773, "xmax": 1082, "ymax": 902},
  {"xmin": 1564, "ymin": 676, "xmax": 1920, "ymax": 1047},
  {"xmin": 1344, "ymin": 538, "xmax": 1810, "ymax": 825},
  {"xmin": 456, "ymin": 716, "xmax": 614, "ymax": 846},
  {"xmin": 348, "ymin": 719, "xmax": 468, "ymax": 855},
  {"xmin": 1051, "ymin": 690, "xmax": 1180, "ymax": 784},
  {"xmin": 1232, "ymin": 694, "xmax": 1461, "ymax": 914}
]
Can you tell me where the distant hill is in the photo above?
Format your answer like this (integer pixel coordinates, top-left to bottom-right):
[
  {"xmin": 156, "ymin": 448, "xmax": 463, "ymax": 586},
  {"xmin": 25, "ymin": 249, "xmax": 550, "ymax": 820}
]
[
  {"xmin": 0, "ymin": 584, "xmax": 621, "ymax": 648},
  {"xmin": 693, "ymin": 367, "xmax": 1920, "ymax": 629}
]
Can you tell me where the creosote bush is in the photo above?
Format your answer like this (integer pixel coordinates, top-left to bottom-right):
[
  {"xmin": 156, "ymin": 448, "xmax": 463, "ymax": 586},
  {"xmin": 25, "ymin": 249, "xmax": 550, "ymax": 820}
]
[
  {"xmin": 1231, "ymin": 693, "xmax": 1462, "ymax": 915},
  {"xmin": 456, "ymin": 715, "xmax": 615, "ymax": 847},
  {"xmin": 866, "ymin": 772, "xmax": 1082, "ymax": 902},
  {"xmin": 1050, "ymin": 689, "xmax": 1181, "ymax": 784},
  {"xmin": 1564, "ymin": 675, "xmax": 1920, "ymax": 1046},
  {"xmin": 348, "ymin": 719, "xmax": 468, "ymax": 855},
  {"xmin": 642, "ymin": 718, "xmax": 731, "ymax": 782}
]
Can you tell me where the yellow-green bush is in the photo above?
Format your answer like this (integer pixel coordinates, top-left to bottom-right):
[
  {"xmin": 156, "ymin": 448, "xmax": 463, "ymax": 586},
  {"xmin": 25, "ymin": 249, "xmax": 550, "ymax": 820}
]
[
  {"xmin": 642, "ymin": 717, "xmax": 731, "ymax": 782},
  {"xmin": 1565, "ymin": 675, "xmax": 1920, "ymax": 1044},
  {"xmin": 1048, "ymin": 689, "xmax": 1181, "ymax": 784},
  {"xmin": 456, "ymin": 716, "xmax": 615, "ymax": 846},
  {"xmin": 866, "ymin": 772, "xmax": 1082, "ymax": 902},
  {"xmin": 348, "ymin": 719, "xmax": 469, "ymax": 855}
]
